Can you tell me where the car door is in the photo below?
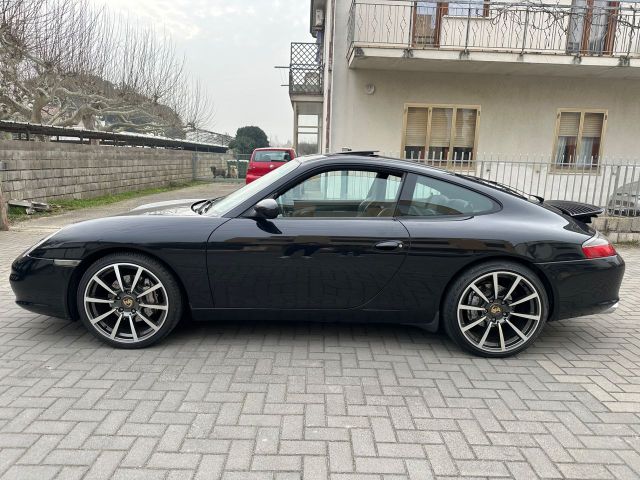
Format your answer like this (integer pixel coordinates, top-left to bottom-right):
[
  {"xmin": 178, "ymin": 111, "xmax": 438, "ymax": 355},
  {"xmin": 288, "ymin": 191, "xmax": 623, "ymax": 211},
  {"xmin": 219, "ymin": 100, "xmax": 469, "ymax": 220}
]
[
  {"xmin": 374, "ymin": 172, "xmax": 501, "ymax": 314},
  {"xmin": 207, "ymin": 167, "xmax": 410, "ymax": 310}
]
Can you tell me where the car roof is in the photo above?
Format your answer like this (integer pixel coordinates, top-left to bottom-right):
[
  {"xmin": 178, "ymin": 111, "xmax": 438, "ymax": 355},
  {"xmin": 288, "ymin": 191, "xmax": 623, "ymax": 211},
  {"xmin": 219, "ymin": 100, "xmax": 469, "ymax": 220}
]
[
  {"xmin": 297, "ymin": 152, "xmax": 454, "ymax": 178},
  {"xmin": 253, "ymin": 147, "xmax": 293, "ymax": 151}
]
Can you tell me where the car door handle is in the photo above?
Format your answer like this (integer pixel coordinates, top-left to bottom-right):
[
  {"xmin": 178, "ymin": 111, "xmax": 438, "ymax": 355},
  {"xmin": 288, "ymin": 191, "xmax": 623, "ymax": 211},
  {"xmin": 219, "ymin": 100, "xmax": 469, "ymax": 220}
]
[{"xmin": 374, "ymin": 240, "xmax": 404, "ymax": 251}]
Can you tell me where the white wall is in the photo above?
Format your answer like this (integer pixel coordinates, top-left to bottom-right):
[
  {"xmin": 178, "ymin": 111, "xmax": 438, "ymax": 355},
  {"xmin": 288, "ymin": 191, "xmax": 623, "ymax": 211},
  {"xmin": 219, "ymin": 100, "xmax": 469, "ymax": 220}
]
[{"xmin": 326, "ymin": 1, "xmax": 640, "ymax": 159}]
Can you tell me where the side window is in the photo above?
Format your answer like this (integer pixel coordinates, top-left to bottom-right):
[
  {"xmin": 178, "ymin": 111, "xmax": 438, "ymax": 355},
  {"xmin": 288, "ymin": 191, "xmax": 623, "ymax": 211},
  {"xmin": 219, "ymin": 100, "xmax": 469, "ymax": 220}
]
[
  {"xmin": 276, "ymin": 169, "xmax": 402, "ymax": 218},
  {"xmin": 399, "ymin": 175, "xmax": 496, "ymax": 217}
]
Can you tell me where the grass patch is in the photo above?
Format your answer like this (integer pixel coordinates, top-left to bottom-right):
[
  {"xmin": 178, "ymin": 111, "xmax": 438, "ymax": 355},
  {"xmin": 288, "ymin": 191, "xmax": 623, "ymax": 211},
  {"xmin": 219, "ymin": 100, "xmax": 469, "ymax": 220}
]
[{"xmin": 8, "ymin": 181, "xmax": 207, "ymax": 223}]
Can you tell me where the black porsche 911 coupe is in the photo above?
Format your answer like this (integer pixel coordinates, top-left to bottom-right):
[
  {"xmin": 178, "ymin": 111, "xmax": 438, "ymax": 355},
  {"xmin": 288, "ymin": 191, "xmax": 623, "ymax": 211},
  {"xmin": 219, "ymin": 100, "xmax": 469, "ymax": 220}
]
[{"xmin": 10, "ymin": 153, "xmax": 624, "ymax": 357}]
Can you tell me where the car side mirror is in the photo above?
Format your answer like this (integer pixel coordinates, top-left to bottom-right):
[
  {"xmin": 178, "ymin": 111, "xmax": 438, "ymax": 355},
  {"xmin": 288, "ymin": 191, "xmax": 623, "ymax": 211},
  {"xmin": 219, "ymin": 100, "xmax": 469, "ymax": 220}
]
[{"xmin": 253, "ymin": 199, "xmax": 280, "ymax": 220}]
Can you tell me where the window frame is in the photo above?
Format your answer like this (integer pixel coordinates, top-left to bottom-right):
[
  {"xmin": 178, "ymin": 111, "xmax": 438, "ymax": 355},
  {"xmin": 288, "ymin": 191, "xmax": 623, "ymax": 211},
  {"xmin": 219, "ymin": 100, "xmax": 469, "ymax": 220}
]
[
  {"xmin": 256, "ymin": 165, "xmax": 408, "ymax": 220},
  {"xmin": 396, "ymin": 173, "xmax": 501, "ymax": 219},
  {"xmin": 412, "ymin": 2, "xmax": 490, "ymax": 47},
  {"xmin": 551, "ymin": 108, "xmax": 608, "ymax": 170},
  {"xmin": 401, "ymin": 103, "xmax": 481, "ymax": 167},
  {"xmin": 445, "ymin": 1, "xmax": 491, "ymax": 18}
]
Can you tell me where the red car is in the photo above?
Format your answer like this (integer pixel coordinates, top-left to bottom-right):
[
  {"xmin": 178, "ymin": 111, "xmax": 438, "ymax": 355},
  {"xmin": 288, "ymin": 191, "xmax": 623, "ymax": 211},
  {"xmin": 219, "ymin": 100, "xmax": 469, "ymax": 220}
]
[{"xmin": 245, "ymin": 148, "xmax": 296, "ymax": 184}]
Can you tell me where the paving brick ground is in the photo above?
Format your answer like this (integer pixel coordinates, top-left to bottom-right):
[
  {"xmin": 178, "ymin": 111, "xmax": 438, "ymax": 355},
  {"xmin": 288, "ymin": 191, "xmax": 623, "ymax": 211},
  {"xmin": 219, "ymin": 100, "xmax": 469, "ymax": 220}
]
[{"xmin": 1, "ymin": 182, "xmax": 639, "ymax": 479}]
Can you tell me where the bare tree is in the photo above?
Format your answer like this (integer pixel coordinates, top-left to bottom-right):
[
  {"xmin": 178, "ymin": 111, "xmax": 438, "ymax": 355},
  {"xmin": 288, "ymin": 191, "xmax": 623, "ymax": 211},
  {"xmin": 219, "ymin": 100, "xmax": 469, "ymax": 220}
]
[{"xmin": 0, "ymin": 0, "xmax": 214, "ymax": 137}]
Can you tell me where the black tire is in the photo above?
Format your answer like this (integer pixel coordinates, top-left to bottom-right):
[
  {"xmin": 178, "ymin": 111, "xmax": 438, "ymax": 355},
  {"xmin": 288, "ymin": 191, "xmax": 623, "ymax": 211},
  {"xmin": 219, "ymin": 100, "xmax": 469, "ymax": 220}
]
[
  {"xmin": 77, "ymin": 252, "xmax": 183, "ymax": 349},
  {"xmin": 442, "ymin": 261, "xmax": 549, "ymax": 358}
]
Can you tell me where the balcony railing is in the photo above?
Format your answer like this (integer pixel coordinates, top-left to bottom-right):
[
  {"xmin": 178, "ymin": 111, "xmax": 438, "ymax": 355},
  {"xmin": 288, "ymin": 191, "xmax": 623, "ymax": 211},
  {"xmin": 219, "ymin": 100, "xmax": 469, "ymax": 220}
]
[
  {"xmin": 348, "ymin": 1, "xmax": 640, "ymax": 60},
  {"xmin": 290, "ymin": 42, "xmax": 324, "ymax": 96}
]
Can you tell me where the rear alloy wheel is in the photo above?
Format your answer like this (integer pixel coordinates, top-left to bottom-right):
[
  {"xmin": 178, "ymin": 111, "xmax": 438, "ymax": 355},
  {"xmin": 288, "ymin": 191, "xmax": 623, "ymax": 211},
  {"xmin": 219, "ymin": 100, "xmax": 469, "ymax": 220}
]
[
  {"xmin": 443, "ymin": 262, "xmax": 548, "ymax": 357},
  {"xmin": 77, "ymin": 253, "xmax": 182, "ymax": 348}
]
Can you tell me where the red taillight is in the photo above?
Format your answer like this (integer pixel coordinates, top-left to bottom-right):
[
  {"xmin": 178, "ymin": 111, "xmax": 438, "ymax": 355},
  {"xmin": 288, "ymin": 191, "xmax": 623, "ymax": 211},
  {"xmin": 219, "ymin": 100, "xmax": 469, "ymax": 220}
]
[{"xmin": 582, "ymin": 234, "xmax": 617, "ymax": 259}]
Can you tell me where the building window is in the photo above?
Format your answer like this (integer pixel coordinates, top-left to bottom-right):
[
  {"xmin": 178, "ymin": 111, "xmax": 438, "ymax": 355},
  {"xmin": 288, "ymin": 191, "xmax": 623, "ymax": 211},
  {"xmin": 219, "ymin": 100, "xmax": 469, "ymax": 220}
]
[
  {"xmin": 412, "ymin": 2, "xmax": 489, "ymax": 47},
  {"xmin": 554, "ymin": 110, "xmax": 606, "ymax": 167},
  {"xmin": 567, "ymin": 0, "xmax": 618, "ymax": 55},
  {"xmin": 293, "ymin": 102, "xmax": 323, "ymax": 155},
  {"xmin": 403, "ymin": 104, "xmax": 480, "ymax": 165},
  {"xmin": 447, "ymin": 1, "xmax": 490, "ymax": 17}
]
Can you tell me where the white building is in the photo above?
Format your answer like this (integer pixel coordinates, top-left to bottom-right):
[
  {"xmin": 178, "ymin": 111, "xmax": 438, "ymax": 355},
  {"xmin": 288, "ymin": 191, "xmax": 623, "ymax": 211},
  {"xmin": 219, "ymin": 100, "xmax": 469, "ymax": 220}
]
[{"xmin": 288, "ymin": 0, "xmax": 640, "ymax": 168}]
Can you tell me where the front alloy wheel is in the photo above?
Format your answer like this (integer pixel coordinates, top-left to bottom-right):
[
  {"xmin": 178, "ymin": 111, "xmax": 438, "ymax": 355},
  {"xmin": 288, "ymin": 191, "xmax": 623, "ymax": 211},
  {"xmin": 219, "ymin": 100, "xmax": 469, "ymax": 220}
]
[
  {"xmin": 77, "ymin": 253, "xmax": 182, "ymax": 348},
  {"xmin": 444, "ymin": 262, "xmax": 548, "ymax": 357}
]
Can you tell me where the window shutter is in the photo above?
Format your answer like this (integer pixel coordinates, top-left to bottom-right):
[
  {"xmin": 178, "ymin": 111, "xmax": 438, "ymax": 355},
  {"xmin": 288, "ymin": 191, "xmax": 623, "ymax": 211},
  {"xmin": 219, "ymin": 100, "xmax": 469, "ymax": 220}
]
[
  {"xmin": 582, "ymin": 112, "xmax": 604, "ymax": 138},
  {"xmin": 454, "ymin": 108, "xmax": 477, "ymax": 148},
  {"xmin": 405, "ymin": 107, "xmax": 428, "ymax": 146},
  {"xmin": 430, "ymin": 108, "xmax": 452, "ymax": 147},
  {"xmin": 558, "ymin": 112, "xmax": 580, "ymax": 136}
]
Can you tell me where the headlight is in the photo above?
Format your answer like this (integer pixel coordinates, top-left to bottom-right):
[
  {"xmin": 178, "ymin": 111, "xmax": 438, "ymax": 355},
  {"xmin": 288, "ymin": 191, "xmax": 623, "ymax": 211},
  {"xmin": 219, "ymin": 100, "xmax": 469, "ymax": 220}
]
[{"xmin": 22, "ymin": 229, "xmax": 62, "ymax": 257}]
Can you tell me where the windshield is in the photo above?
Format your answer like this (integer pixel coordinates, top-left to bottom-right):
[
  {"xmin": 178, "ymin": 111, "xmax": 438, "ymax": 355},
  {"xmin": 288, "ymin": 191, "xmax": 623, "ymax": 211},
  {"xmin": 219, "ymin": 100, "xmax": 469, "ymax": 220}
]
[
  {"xmin": 206, "ymin": 160, "xmax": 300, "ymax": 216},
  {"xmin": 253, "ymin": 150, "xmax": 291, "ymax": 162}
]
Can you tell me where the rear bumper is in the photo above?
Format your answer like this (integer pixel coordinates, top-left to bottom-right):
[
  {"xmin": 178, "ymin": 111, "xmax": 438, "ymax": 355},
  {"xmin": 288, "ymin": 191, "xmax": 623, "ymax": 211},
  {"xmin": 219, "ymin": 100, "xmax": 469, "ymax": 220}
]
[
  {"xmin": 536, "ymin": 254, "xmax": 625, "ymax": 321},
  {"xmin": 10, "ymin": 255, "xmax": 75, "ymax": 319}
]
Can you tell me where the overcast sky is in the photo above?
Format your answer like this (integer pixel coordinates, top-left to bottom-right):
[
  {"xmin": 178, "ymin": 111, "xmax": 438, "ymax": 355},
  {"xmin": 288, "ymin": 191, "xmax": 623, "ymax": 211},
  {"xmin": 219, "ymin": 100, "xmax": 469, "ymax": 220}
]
[{"xmin": 89, "ymin": 0, "xmax": 311, "ymax": 144}]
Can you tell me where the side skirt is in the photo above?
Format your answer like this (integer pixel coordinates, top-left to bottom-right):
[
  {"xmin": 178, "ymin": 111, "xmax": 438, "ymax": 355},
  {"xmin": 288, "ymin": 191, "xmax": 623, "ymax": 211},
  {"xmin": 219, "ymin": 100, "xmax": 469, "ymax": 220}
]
[{"xmin": 189, "ymin": 308, "xmax": 437, "ymax": 327}]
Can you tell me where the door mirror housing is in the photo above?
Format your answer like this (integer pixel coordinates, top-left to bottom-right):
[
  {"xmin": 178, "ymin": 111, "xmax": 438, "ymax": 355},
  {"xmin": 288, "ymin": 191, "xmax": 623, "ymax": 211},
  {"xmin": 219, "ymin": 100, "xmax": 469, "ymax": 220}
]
[{"xmin": 253, "ymin": 198, "xmax": 280, "ymax": 219}]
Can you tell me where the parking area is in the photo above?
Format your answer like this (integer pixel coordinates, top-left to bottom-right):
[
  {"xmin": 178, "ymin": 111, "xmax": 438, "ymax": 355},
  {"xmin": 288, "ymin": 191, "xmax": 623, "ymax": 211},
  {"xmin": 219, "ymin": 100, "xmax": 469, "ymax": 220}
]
[{"xmin": 1, "ymin": 183, "xmax": 639, "ymax": 480}]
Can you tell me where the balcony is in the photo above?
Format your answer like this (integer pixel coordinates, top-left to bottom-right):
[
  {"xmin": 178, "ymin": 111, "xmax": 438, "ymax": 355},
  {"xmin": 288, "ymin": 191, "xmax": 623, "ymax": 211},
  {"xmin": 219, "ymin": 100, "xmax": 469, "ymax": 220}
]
[
  {"xmin": 289, "ymin": 42, "xmax": 324, "ymax": 98},
  {"xmin": 347, "ymin": 1, "xmax": 640, "ymax": 77}
]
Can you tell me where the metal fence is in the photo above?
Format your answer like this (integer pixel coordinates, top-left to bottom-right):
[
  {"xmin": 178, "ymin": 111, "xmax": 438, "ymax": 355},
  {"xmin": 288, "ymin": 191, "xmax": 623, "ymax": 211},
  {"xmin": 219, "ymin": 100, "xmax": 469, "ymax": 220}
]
[
  {"xmin": 378, "ymin": 152, "xmax": 640, "ymax": 217},
  {"xmin": 0, "ymin": 120, "xmax": 229, "ymax": 152},
  {"xmin": 348, "ymin": 1, "xmax": 640, "ymax": 59}
]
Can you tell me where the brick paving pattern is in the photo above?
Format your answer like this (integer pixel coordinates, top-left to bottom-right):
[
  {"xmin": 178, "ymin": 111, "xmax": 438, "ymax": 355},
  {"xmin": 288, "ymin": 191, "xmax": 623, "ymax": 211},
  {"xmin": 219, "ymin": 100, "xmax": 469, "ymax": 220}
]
[{"xmin": 0, "ymin": 182, "xmax": 639, "ymax": 479}]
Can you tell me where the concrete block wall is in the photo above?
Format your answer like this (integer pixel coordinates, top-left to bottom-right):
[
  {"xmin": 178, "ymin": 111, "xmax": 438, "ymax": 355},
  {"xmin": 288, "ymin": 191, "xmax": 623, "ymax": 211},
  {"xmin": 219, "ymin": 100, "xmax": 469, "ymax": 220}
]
[{"xmin": 0, "ymin": 141, "xmax": 231, "ymax": 202}]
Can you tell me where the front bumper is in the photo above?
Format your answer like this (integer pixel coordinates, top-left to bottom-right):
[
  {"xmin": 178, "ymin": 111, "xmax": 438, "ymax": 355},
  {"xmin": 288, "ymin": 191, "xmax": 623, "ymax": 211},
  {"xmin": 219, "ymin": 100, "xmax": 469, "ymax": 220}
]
[
  {"xmin": 536, "ymin": 254, "xmax": 625, "ymax": 321},
  {"xmin": 601, "ymin": 301, "xmax": 619, "ymax": 314},
  {"xmin": 10, "ymin": 255, "xmax": 77, "ymax": 319}
]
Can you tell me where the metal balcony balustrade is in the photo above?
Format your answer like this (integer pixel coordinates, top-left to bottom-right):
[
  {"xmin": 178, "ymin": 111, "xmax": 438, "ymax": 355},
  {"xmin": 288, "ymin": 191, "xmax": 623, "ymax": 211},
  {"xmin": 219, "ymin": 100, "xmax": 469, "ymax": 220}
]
[
  {"xmin": 348, "ymin": 1, "xmax": 640, "ymax": 60},
  {"xmin": 289, "ymin": 42, "xmax": 324, "ymax": 96}
]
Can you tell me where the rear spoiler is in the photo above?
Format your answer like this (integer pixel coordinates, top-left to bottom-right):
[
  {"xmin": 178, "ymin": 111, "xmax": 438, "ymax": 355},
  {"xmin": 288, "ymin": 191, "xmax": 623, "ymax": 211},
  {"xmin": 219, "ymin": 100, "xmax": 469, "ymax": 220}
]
[{"xmin": 545, "ymin": 200, "xmax": 604, "ymax": 224}]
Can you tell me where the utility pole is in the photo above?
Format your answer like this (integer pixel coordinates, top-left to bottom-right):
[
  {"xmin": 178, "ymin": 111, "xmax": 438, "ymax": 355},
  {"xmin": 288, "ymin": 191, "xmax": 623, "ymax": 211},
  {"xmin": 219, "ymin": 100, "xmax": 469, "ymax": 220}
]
[{"xmin": 0, "ymin": 160, "xmax": 7, "ymax": 230}]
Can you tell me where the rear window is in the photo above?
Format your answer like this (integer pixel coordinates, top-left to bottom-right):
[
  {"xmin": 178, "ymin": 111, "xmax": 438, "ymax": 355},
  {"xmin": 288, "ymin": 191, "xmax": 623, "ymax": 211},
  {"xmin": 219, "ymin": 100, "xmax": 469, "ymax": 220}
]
[
  {"xmin": 253, "ymin": 151, "xmax": 291, "ymax": 162},
  {"xmin": 399, "ymin": 174, "xmax": 497, "ymax": 217}
]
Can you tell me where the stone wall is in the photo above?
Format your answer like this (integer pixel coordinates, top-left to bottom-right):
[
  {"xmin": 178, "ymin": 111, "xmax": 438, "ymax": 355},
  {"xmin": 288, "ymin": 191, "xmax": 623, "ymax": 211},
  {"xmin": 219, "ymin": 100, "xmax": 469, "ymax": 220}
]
[{"xmin": 0, "ymin": 140, "xmax": 232, "ymax": 202}]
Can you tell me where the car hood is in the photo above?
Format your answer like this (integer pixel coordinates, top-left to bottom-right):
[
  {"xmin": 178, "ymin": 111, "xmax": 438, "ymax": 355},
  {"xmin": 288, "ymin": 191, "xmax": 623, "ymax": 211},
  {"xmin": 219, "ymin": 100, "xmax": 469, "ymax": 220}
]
[{"xmin": 125, "ymin": 199, "xmax": 204, "ymax": 217}]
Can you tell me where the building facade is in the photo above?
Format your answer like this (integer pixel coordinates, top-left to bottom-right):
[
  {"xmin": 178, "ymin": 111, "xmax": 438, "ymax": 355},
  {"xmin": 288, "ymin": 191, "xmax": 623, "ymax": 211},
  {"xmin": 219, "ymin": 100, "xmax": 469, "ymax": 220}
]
[{"xmin": 288, "ymin": 0, "xmax": 640, "ymax": 167}]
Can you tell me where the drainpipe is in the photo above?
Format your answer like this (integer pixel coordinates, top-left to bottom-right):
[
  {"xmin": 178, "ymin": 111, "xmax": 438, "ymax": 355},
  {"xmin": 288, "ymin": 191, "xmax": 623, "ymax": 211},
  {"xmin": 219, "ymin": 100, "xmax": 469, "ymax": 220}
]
[{"xmin": 324, "ymin": 0, "xmax": 336, "ymax": 153}]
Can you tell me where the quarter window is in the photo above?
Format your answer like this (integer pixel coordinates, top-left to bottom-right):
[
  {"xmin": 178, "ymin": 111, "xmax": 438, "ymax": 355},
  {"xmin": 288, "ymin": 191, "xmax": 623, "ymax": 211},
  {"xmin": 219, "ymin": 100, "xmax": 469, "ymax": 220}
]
[
  {"xmin": 554, "ymin": 110, "xmax": 606, "ymax": 167},
  {"xmin": 399, "ymin": 175, "xmax": 496, "ymax": 217},
  {"xmin": 403, "ymin": 105, "xmax": 480, "ymax": 165},
  {"xmin": 276, "ymin": 169, "xmax": 402, "ymax": 218}
]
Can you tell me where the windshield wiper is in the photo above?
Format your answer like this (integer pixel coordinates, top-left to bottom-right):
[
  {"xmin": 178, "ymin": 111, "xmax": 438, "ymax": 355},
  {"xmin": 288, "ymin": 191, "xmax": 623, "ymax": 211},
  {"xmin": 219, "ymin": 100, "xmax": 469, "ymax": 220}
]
[
  {"xmin": 192, "ymin": 197, "xmax": 223, "ymax": 215},
  {"xmin": 457, "ymin": 175, "xmax": 544, "ymax": 203}
]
